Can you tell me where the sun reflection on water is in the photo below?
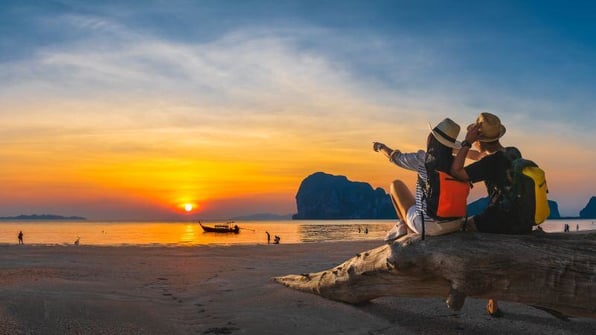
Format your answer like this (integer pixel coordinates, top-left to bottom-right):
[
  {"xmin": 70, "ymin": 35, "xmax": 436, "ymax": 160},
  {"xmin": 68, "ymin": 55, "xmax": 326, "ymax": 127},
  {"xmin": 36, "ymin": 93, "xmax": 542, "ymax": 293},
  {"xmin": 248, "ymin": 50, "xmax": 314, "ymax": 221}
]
[{"xmin": 180, "ymin": 224, "xmax": 197, "ymax": 244}]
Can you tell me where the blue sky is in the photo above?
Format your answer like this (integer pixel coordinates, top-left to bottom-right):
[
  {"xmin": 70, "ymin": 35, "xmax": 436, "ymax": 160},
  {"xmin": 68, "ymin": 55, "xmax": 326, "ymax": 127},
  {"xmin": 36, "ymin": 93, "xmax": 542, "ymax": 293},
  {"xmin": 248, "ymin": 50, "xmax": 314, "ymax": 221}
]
[
  {"xmin": 6, "ymin": 0, "xmax": 592, "ymax": 124},
  {"xmin": 0, "ymin": 0, "xmax": 595, "ymax": 219}
]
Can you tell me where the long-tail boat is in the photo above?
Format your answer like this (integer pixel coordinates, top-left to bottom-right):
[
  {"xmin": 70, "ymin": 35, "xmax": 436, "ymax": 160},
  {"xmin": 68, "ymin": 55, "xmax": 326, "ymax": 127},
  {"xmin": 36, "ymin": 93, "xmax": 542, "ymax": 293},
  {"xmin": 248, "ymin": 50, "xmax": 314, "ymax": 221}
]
[{"xmin": 199, "ymin": 221, "xmax": 240, "ymax": 233}]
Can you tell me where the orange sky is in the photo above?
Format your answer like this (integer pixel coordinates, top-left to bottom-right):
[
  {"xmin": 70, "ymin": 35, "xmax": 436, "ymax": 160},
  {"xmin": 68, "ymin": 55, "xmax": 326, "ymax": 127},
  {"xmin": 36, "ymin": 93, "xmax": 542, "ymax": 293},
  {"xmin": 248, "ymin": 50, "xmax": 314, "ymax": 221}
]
[{"xmin": 1, "ymin": 97, "xmax": 593, "ymax": 219}]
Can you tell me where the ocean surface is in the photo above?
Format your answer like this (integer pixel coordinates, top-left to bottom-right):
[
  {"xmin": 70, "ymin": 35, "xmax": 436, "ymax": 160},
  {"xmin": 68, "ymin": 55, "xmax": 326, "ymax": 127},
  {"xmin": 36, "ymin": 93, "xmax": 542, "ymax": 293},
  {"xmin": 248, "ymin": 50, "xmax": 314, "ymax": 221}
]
[{"xmin": 0, "ymin": 219, "xmax": 594, "ymax": 247}]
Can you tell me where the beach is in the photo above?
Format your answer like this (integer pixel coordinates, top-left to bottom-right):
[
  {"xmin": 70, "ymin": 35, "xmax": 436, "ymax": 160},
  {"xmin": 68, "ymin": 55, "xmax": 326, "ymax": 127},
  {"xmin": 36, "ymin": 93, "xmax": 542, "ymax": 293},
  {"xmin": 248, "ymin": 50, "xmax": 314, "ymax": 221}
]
[{"xmin": 0, "ymin": 241, "xmax": 593, "ymax": 335}]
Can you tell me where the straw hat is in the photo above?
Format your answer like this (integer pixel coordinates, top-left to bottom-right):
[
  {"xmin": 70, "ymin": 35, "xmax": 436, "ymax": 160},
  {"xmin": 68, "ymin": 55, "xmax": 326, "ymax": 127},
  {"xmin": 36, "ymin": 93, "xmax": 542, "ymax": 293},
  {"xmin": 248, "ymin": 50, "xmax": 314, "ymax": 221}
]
[
  {"xmin": 468, "ymin": 112, "xmax": 506, "ymax": 142},
  {"xmin": 428, "ymin": 118, "xmax": 461, "ymax": 149}
]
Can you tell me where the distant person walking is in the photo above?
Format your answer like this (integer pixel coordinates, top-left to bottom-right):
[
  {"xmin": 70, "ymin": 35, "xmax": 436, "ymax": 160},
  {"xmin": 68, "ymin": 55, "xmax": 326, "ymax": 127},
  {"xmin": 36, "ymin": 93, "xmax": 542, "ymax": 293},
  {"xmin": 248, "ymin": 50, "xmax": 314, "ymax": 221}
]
[
  {"xmin": 18, "ymin": 231, "xmax": 23, "ymax": 245},
  {"xmin": 266, "ymin": 231, "xmax": 271, "ymax": 244}
]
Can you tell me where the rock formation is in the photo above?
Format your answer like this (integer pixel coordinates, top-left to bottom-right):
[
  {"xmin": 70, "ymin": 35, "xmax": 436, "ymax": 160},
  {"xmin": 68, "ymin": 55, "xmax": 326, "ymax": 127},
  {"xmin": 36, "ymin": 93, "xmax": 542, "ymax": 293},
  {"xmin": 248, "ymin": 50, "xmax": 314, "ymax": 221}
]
[
  {"xmin": 580, "ymin": 196, "xmax": 596, "ymax": 218},
  {"xmin": 293, "ymin": 172, "xmax": 396, "ymax": 220}
]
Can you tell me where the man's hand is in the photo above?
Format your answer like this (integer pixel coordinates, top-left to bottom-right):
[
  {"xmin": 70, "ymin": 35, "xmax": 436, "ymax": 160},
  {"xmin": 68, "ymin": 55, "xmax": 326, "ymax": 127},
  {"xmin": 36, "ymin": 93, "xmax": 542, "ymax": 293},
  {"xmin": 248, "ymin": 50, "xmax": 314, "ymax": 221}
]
[{"xmin": 466, "ymin": 123, "xmax": 482, "ymax": 143}]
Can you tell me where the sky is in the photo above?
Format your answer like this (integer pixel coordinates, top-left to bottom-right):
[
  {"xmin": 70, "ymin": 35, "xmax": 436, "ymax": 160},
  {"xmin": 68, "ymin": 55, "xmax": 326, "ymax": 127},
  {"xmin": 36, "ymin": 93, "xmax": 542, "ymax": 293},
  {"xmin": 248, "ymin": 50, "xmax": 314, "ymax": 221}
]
[{"xmin": 1, "ymin": 0, "xmax": 595, "ymax": 220}]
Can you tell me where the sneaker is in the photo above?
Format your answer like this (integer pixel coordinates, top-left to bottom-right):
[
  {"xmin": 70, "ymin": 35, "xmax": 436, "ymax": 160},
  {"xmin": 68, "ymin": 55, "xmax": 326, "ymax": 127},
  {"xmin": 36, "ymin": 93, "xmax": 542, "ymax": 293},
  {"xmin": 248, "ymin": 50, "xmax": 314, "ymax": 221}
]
[
  {"xmin": 384, "ymin": 221, "xmax": 407, "ymax": 243},
  {"xmin": 486, "ymin": 299, "xmax": 504, "ymax": 318}
]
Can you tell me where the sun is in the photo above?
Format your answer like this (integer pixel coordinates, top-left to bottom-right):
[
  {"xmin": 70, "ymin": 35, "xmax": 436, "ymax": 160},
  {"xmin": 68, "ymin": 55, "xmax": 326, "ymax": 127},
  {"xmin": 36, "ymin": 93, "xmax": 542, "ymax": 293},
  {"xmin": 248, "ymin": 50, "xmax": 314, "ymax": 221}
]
[{"xmin": 184, "ymin": 203, "xmax": 193, "ymax": 212}]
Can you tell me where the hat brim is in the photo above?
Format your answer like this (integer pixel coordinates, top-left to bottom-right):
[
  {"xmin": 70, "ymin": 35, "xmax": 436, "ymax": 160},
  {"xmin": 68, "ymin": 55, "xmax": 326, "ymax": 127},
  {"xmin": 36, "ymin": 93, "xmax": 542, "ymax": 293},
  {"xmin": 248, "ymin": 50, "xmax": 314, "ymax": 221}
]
[
  {"xmin": 428, "ymin": 123, "xmax": 461, "ymax": 149},
  {"xmin": 466, "ymin": 123, "xmax": 507, "ymax": 142}
]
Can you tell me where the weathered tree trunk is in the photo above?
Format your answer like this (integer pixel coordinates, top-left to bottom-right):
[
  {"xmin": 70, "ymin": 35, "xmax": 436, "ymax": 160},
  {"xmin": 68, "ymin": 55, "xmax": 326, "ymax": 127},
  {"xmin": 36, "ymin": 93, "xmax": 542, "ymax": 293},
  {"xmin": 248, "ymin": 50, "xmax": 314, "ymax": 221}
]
[{"xmin": 274, "ymin": 231, "xmax": 596, "ymax": 318}]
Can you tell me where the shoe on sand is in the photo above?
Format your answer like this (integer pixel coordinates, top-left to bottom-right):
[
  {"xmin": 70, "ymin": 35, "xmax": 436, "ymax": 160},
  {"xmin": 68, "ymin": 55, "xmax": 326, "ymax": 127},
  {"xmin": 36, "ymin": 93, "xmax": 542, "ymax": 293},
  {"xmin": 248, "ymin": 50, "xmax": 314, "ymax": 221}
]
[
  {"xmin": 384, "ymin": 221, "xmax": 407, "ymax": 243},
  {"xmin": 486, "ymin": 299, "xmax": 504, "ymax": 318}
]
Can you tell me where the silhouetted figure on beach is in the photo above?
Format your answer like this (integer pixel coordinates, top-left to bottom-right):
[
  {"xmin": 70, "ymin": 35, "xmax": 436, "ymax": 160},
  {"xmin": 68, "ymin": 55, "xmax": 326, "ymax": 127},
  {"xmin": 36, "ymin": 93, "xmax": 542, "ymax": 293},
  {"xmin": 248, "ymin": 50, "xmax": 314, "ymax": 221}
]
[
  {"xmin": 266, "ymin": 231, "xmax": 271, "ymax": 244},
  {"xmin": 273, "ymin": 235, "xmax": 280, "ymax": 244},
  {"xmin": 18, "ymin": 231, "xmax": 23, "ymax": 245},
  {"xmin": 358, "ymin": 227, "xmax": 361, "ymax": 233},
  {"xmin": 563, "ymin": 224, "xmax": 569, "ymax": 232},
  {"xmin": 576, "ymin": 224, "xmax": 579, "ymax": 231},
  {"xmin": 364, "ymin": 227, "xmax": 368, "ymax": 234},
  {"xmin": 74, "ymin": 237, "xmax": 80, "ymax": 246}
]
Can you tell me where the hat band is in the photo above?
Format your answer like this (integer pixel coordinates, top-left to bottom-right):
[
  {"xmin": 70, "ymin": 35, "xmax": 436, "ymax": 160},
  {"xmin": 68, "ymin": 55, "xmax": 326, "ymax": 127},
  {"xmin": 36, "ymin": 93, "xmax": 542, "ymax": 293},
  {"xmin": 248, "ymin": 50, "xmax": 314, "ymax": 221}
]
[{"xmin": 433, "ymin": 127, "xmax": 456, "ymax": 143}]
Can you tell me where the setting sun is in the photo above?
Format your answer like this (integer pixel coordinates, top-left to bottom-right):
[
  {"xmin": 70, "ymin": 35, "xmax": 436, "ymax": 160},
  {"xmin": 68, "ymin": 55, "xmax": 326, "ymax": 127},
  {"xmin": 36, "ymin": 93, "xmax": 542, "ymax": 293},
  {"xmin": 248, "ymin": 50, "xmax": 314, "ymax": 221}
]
[{"xmin": 184, "ymin": 204, "xmax": 193, "ymax": 212}]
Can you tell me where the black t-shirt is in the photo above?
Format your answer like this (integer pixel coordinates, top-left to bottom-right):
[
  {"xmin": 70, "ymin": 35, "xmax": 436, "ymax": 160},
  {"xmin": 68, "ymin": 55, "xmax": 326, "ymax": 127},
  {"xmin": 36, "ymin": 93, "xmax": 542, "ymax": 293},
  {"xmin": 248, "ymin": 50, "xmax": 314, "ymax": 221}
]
[{"xmin": 464, "ymin": 150, "xmax": 512, "ymax": 204}]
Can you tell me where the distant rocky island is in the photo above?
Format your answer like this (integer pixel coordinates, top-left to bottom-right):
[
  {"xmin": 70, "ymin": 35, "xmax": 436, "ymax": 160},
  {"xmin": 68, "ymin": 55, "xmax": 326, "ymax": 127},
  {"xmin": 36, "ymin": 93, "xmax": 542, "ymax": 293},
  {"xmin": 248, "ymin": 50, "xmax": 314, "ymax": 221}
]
[
  {"xmin": 292, "ymin": 171, "xmax": 595, "ymax": 220},
  {"xmin": 293, "ymin": 172, "xmax": 395, "ymax": 219},
  {"xmin": 580, "ymin": 196, "xmax": 596, "ymax": 218},
  {"xmin": 0, "ymin": 214, "xmax": 86, "ymax": 221}
]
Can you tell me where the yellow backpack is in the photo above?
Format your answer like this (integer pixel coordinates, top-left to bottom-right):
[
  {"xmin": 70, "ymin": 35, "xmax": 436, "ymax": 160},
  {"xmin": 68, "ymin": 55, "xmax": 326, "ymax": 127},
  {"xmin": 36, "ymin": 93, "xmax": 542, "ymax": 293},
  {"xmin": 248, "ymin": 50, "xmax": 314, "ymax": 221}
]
[{"xmin": 504, "ymin": 157, "xmax": 550, "ymax": 226}]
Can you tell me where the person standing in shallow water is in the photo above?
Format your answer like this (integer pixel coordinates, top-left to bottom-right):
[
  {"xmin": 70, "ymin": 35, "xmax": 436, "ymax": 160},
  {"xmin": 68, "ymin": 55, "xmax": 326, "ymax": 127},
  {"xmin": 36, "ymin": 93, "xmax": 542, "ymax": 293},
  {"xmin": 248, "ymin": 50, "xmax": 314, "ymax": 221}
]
[{"xmin": 18, "ymin": 231, "xmax": 23, "ymax": 245}]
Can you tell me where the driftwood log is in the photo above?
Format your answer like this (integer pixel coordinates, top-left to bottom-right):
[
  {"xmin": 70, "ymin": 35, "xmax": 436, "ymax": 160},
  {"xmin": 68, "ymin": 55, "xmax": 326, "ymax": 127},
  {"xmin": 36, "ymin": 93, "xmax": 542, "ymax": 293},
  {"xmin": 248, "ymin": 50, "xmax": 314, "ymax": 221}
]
[{"xmin": 274, "ymin": 231, "xmax": 596, "ymax": 318}]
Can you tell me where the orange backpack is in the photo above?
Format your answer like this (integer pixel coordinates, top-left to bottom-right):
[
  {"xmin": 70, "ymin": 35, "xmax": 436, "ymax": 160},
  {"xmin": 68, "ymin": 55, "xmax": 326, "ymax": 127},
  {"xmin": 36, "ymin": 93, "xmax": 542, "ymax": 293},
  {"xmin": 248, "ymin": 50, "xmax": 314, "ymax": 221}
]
[{"xmin": 423, "ymin": 170, "xmax": 471, "ymax": 220}]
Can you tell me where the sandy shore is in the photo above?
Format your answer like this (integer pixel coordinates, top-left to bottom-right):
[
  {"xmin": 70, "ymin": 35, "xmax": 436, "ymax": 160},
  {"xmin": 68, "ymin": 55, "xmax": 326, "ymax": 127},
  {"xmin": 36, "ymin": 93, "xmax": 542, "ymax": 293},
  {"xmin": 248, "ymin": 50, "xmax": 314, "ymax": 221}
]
[{"xmin": 0, "ymin": 241, "xmax": 593, "ymax": 335}]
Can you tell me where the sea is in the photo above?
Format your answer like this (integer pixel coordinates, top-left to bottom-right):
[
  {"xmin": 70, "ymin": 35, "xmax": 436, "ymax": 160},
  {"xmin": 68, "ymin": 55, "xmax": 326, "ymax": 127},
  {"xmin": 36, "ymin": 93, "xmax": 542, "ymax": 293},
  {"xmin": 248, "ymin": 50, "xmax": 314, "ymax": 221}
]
[{"xmin": 0, "ymin": 219, "xmax": 594, "ymax": 247}]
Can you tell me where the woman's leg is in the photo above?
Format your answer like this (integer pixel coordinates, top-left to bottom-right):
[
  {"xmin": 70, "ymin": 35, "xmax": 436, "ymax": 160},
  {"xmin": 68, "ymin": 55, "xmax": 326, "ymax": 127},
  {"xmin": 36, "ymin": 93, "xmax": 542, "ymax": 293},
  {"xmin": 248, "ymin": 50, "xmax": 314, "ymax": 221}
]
[{"xmin": 389, "ymin": 180, "xmax": 416, "ymax": 232}]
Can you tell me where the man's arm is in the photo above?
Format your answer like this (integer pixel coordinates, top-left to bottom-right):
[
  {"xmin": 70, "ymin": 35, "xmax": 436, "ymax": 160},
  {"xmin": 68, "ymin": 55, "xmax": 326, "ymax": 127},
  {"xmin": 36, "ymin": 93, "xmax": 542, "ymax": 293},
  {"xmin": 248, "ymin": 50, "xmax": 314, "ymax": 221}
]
[
  {"xmin": 453, "ymin": 148, "xmax": 484, "ymax": 161},
  {"xmin": 450, "ymin": 124, "xmax": 481, "ymax": 181}
]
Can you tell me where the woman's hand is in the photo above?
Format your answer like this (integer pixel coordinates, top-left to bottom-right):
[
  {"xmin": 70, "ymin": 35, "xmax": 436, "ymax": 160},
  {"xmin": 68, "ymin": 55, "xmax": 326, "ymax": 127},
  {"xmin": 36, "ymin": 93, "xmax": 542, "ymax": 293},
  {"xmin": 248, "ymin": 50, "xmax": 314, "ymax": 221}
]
[{"xmin": 372, "ymin": 142, "xmax": 385, "ymax": 152}]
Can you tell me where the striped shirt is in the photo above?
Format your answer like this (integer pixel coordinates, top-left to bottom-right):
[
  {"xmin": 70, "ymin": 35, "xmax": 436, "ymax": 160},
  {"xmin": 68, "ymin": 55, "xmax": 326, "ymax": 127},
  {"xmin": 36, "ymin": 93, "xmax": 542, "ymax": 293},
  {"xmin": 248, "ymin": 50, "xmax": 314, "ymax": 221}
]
[{"xmin": 390, "ymin": 150, "xmax": 432, "ymax": 221}]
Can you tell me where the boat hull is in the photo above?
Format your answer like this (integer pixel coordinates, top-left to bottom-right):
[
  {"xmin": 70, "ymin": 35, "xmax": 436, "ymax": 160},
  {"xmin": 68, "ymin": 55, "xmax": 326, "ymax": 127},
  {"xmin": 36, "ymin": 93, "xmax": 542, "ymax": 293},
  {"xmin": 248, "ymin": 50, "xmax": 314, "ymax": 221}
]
[{"xmin": 199, "ymin": 223, "xmax": 240, "ymax": 234}]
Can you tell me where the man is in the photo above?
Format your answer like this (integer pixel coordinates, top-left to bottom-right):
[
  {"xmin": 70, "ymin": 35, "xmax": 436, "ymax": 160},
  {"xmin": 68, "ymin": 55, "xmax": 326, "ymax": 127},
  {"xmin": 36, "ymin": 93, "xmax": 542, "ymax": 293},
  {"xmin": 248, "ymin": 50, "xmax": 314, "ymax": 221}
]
[
  {"xmin": 450, "ymin": 112, "xmax": 529, "ymax": 234},
  {"xmin": 449, "ymin": 112, "xmax": 522, "ymax": 317}
]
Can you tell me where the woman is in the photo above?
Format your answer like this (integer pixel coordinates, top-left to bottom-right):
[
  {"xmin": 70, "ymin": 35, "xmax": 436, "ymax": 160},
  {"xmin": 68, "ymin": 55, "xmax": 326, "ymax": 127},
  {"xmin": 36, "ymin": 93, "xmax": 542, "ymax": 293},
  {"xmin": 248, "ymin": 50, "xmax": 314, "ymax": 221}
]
[{"xmin": 374, "ymin": 118, "xmax": 480, "ymax": 241}]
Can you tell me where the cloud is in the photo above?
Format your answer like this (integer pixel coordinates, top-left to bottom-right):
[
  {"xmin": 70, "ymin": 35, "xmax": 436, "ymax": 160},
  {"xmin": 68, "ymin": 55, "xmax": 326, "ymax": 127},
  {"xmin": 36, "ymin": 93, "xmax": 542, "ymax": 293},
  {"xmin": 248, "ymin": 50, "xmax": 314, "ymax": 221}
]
[{"xmin": 2, "ymin": 17, "xmax": 412, "ymax": 144}]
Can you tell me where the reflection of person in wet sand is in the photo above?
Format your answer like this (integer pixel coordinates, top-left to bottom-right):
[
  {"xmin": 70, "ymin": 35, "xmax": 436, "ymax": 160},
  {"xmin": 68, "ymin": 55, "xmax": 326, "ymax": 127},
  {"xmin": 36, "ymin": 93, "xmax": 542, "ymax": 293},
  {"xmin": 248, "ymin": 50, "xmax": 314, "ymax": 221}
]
[{"xmin": 18, "ymin": 231, "xmax": 23, "ymax": 245}]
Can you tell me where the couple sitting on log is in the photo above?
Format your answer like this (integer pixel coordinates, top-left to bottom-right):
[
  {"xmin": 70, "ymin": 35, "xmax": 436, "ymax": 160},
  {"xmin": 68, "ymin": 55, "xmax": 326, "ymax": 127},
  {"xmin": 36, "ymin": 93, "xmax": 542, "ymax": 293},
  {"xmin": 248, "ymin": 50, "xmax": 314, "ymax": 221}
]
[{"xmin": 374, "ymin": 112, "xmax": 535, "ymax": 317}]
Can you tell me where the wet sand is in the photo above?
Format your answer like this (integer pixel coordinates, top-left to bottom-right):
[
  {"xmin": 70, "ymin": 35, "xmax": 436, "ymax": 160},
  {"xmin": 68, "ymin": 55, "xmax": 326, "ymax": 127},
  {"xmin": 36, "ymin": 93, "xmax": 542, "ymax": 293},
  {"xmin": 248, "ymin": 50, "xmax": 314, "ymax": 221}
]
[{"xmin": 0, "ymin": 241, "xmax": 593, "ymax": 334}]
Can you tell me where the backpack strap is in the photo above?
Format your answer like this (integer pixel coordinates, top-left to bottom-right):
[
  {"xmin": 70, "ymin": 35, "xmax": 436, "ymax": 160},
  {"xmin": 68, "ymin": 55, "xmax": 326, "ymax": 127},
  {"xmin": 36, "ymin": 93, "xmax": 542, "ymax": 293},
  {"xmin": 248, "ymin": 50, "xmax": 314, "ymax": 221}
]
[
  {"xmin": 490, "ymin": 147, "xmax": 522, "ymax": 208},
  {"xmin": 418, "ymin": 174, "xmax": 426, "ymax": 240}
]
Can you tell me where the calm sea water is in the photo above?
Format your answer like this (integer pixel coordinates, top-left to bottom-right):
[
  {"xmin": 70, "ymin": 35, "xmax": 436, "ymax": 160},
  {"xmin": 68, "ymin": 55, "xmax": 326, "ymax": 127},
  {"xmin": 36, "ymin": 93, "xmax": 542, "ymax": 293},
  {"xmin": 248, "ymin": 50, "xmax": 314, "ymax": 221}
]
[{"xmin": 0, "ymin": 219, "xmax": 594, "ymax": 247}]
